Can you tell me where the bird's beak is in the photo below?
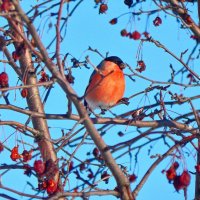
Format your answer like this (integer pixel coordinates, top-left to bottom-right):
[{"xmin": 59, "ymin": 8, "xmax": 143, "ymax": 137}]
[{"xmin": 119, "ymin": 63, "xmax": 126, "ymax": 70}]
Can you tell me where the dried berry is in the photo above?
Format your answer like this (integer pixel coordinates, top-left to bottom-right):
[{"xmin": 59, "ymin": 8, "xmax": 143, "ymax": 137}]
[
  {"xmin": 69, "ymin": 161, "xmax": 74, "ymax": 172},
  {"xmin": 22, "ymin": 149, "xmax": 33, "ymax": 162},
  {"xmin": 87, "ymin": 169, "xmax": 94, "ymax": 179},
  {"xmin": 93, "ymin": 147, "xmax": 99, "ymax": 157},
  {"xmin": 124, "ymin": 0, "xmax": 133, "ymax": 8},
  {"xmin": 143, "ymin": 31, "xmax": 150, "ymax": 38},
  {"xmin": 118, "ymin": 131, "xmax": 124, "ymax": 137},
  {"xmin": 153, "ymin": 17, "xmax": 162, "ymax": 26},
  {"xmin": 99, "ymin": 3, "xmax": 108, "ymax": 14},
  {"xmin": 109, "ymin": 18, "xmax": 118, "ymax": 25},
  {"xmin": 136, "ymin": 60, "xmax": 146, "ymax": 73},
  {"xmin": 120, "ymin": 29, "xmax": 128, "ymax": 37},
  {"xmin": 34, "ymin": 160, "xmax": 45, "ymax": 175},
  {"xmin": 65, "ymin": 73, "xmax": 75, "ymax": 84},
  {"xmin": 80, "ymin": 162, "xmax": 86, "ymax": 171},
  {"xmin": 39, "ymin": 71, "xmax": 49, "ymax": 83},
  {"xmin": 101, "ymin": 171, "xmax": 110, "ymax": 184},
  {"xmin": 24, "ymin": 164, "xmax": 32, "ymax": 177}
]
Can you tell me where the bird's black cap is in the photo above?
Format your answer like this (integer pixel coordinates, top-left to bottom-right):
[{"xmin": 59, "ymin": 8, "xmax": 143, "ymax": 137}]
[{"xmin": 104, "ymin": 56, "xmax": 125, "ymax": 70}]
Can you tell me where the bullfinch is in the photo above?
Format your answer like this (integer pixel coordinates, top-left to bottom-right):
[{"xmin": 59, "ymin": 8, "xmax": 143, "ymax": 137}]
[{"xmin": 84, "ymin": 56, "xmax": 126, "ymax": 111}]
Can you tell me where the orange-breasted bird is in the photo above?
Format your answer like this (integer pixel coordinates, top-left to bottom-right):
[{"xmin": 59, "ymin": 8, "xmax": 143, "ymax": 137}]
[{"xmin": 84, "ymin": 56, "xmax": 126, "ymax": 111}]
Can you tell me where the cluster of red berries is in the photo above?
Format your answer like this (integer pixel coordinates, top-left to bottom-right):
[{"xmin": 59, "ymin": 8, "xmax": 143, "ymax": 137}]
[
  {"xmin": 1, "ymin": 0, "xmax": 11, "ymax": 12},
  {"xmin": 120, "ymin": 29, "xmax": 141, "ymax": 40},
  {"xmin": 38, "ymin": 178, "xmax": 58, "ymax": 195},
  {"xmin": 164, "ymin": 162, "xmax": 191, "ymax": 191},
  {"xmin": 34, "ymin": 160, "xmax": 58, "ymax": 194},
  {"xmin": 39, "ymin": 71, "xmax": 50, "ymax": 83},
  {"xmin": 10, "ymin": 146, "xmax": 33, "ymax": 162},
  {"xmin": 0, "ymin": 72, "xmax": 8, "ymax": 88},
  {"xmin": 10, "ymin": 146, "xmax": 58, "ymax": 195},
  {"xmin": 21, "ymin": 71, "xmax": 50, "ymax": 98}
]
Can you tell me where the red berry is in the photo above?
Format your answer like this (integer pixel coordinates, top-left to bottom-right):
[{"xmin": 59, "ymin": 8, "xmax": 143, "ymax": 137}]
[
  {"xmin": 23, "ymin": 164, "xmax": 32, "ymax": 176},
  {"xmin": 136, "ymin": 60, "xmax": 146, "ymax": 73},
  {"xmin": 166, "ymin": 167, "xmax": 176, "ymax": 181},
  {"xmin": 99, "ymin": 4, "xmax": 108, "ymax": 14},
  {"xmin": 190, "ymin": 35, "xmax": 198, "ymax": 40},
  {"xmin": 153, "ymin": 17, "xmax": 162, "ymax": 26},
  {"xmin": 143, "ymin": 31, "xmax": 150, "ymax": 38},
  {"xmin": 65, "ymin": 73, "xmax": 75, "ymax": 84},
  {"xmin": 12, "ymin": 51, "xmax": 20, "ymax": 62},
  {"xmin": 38, "ymin": 180, "xmax": 47, "ymax": 191},
  {"xmin": 0, "ymin": 72, "xmax": 8, "ymax": 88},
  {"xmin": 118, "ymin": 131, "xmax": 124, "ymax": 137},
  {"xmin": 34, "ymin": 160, "xmax": 45, "ymax": 175},
  {"xmin": 87, "ymin": 169, "xmax": 94, "ymax": 179},
  {"xmin": 120, "ymin": 29, "xmax": 128, "ymax": 37},
  {"xmin": 47, "ymin": 179, "xmax": 57, "ymax": 195},
  {"xmin": 101, "ymin": 171, "xmax": 110, "ymax": 184},
  {"xmin": 1, "ymin": 0, "xmax": 11, "ymax": 12},
  {"xmin": 39, "ymin": 71, "xmax": 49, "ymax": 83},
  {"xmin": 184, "ymin": 14, "xmax": 193, "ymax": 25},
  {"xmin": 21, "ymin": 88, "xmax": 28, "ymax": 98},
  {"xmin": 10, "ymin": 146, "xmax": 21, "ymax": 161},
  {"xmin": 109, "ymin": 18, "xmax": 118, "ymax": 25},
  {"xmin": 22, "ymin": 149, "xmax": 33, "ymax": 162},
  {"xmin": 129, "ymin": 173, "xmax": 137, "ymax": 183},
  {"xmin": 80, "ymin": 162, "xmax": 86, "ymax": 171},
  {"xmin": 172, "ymin": 162, "xmax": 179, "ymax": 170},
  {"xmin": 173, "ymin": 175, "xmax": 185, "ymax": 191},
  {"xmin": 195, "ymin": 164, "xmax": 200, "ymax": 173},
  {"xmin": 0, "ymin": 142, "xmax": 4, "ymax": 153},
  {"xmin": 69, "ymin": 161, "xmax": 74, "ymax": 171},
  {"xmin": 179, "ymin": 170, "xmax": 191, "ymax": 187},
  {"xmin": 93, "ymin": 147, "xmax": 99, "ymax": 157},
  {"xmin": 131, "ymin": 31, "xmax": 141, "ymax": 40}
]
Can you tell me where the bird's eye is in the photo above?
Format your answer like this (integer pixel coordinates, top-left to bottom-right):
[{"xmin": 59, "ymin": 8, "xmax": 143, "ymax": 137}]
[{"xmin": 119, "ymin": 63, "xmax": 126, "ymax": 70}]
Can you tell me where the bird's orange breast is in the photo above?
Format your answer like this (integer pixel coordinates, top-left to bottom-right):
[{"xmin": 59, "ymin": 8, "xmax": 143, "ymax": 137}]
[{"xmin": 85, "ymin": 64, "xmax": 125, "ymax": 109}]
